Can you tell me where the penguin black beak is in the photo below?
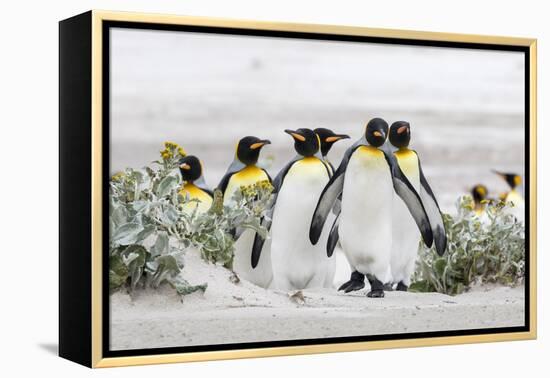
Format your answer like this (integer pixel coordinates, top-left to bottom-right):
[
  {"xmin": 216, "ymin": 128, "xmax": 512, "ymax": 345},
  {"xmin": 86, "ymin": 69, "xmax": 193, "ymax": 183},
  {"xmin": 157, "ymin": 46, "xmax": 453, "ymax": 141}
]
[
  {"xmin": 250, "ymin": 140, "xmax": 271, "ymax": 150},
  {"xmin": 285, "ymin": 129, "xmax": 306, "ymax": 142},
  {"xmin": 491, "ymin": 169, "xmax": 506, "ymax": 179},
  {"xmin": 325, "ymin": 134, "xmax": 350, "ymax": 143}
]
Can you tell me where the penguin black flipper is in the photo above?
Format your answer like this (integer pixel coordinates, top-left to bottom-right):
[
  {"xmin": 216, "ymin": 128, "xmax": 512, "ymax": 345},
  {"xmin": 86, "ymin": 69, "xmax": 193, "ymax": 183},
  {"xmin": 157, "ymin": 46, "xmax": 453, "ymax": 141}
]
[
  {"xmin": 326, "ymin": 212, "xmax": 340, "ymax": 257},
  {"xmin": 381, "ymin": 146, "xmax": 434, "ymax": 248},
  {"xmin": 216, "ymin": 172, "xmax": 234, "ymax": 195},
  {"xmin": 415, "ymin": 153, "xmax": 447, "ymax": 256},
  {"xmin": 251, "ymin": 158, "xmax": 299, "ymax": 268},
  {"xmin": 193, "ymin": 176, "xmax": 214, "ymax": 198},
  {"xmin": 310, "ymin": 146, "xmax": 358, "ymax": 245}
]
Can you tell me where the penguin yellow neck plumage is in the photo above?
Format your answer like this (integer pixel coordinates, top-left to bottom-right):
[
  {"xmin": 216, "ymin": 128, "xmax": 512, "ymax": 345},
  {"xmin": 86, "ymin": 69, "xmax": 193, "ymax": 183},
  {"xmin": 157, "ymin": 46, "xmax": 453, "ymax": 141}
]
[
  {"xmin": 393, "ymin": 148, "xmax": 420, "ymax": 185},
  {"xmin": 224, "ymin": 165, "xmax": 269, "ymax": 204},
  {"xmin": 179, "ymin": 183, "xmax": 213, "ymax": 214}
]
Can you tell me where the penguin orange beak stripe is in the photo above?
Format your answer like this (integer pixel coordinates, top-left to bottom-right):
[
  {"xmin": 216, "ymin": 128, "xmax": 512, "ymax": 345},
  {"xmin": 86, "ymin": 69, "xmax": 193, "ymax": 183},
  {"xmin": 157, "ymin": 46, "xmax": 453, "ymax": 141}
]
[
  {"xmin": 180, "ymin": 163, "xmax": 191, "ymax": 170},
  {"xmin": 250, "ymin": 140, "xmax": 271, "ymax": 150},
  {"xmin": 325, "ymin": 134, "xmax": 350, "ymax": 143},
  {"xmin": 397, "ymin": 126, "xmax": 408, "ymax": 134},
  {"xmin": 285, "ymin": 129, "xmax": 306, "ymax": 142}
]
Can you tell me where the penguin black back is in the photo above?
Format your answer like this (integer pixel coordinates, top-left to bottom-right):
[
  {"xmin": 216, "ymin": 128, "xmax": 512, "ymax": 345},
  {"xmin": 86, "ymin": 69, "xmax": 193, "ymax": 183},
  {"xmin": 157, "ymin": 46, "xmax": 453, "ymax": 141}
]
[
  {"xmin": 236, "ymin": 136, "xmax": 271, "ymax": 166},
  {"xmin": 179, "ymin": 155, "xmax": 202, "ymax": 182},
  {"xmin": 365, "ymin": 118, "xmax": 389, "ymax": 147},
  {"xmin": 314, "ymin": 127, "xmax": 350, "ymax": 157},
  {"xmin": 285, "ymin": 128, "xmax": 320, "ymax": 157},
  {"xmin": 389, "ymin": 121, "xmax": 411, "ymax": 148}
]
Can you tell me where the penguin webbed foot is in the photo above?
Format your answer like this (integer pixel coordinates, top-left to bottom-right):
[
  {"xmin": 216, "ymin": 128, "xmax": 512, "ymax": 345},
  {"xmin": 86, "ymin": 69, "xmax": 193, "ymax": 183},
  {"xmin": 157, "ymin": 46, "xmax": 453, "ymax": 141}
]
[
  {"xmin": 337, "ymin": 271, "xmax": 365, "ymax": 293},
  {"xmin": 366, "ymin": 276, "xmax": 385, "ymax": 298},
  {"xmin": 367, "ymin": 289, "xmax": 385, "ymax": 298},
  {"xmin": 396, "ymin": 282, "xmax": 408, "ymax": 292}
]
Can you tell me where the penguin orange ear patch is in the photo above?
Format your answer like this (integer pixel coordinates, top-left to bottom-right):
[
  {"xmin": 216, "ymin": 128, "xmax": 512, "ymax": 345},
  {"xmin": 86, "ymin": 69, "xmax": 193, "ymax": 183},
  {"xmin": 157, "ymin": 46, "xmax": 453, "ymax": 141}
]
[{"xmin": 397, "ymin": 126, "xmax": 408, "ymax": 134}]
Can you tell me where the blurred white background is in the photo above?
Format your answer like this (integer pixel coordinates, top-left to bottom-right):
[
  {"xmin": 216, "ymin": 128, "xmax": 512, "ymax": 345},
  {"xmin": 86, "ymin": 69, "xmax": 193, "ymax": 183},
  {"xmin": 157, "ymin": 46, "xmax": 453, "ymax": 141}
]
[
  {"xmin": 111, "ymin": 28, "xmax": 524, "ymax": 212},
  {"xmin": 0, "ymin": 1, "xmax": 547, "ymax": 377}
]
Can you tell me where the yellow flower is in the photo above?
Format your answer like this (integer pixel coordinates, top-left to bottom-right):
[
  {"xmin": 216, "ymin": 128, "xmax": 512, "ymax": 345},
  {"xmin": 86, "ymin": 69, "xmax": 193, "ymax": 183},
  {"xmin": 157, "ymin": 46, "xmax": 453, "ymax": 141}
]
[
  {"xmin": 111, "ymin": 172, "xmax": 124, "ymax": 182},
  {"xmin": 164, "ymin": 141, "xmax": 178, "ymax": 149},
  {"xmin": 160, "ymin": 149, "xmax": 172, "ymax": 160},
  {"xmin": 177, "ymin": 147, "xmax": 186, "ymax": 156}
]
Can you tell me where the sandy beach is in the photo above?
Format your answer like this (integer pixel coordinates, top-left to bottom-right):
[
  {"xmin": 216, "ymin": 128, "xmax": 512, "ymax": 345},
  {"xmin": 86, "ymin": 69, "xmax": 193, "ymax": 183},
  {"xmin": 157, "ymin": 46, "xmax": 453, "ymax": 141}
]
[{"xmin": 110, "ymin": 249, "xmax": 524, "ymax": 351}]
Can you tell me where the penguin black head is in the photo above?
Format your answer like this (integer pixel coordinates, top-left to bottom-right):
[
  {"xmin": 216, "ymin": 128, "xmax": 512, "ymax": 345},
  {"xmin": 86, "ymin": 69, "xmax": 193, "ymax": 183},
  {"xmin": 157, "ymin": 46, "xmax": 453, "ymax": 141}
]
[
  {"xmin": 236, "ymin": 136, "xmax": 271, "ymax": 165},
  {"xmin": 365, "ymin": 118, "xmax": 389, "ymax": 147},
  {"xmin": 389, "ymin": 121, "xmax": 411, "ymax": 149},
  {"xmin": 471, "ymin": 184, "xmax": 488, "ymax": 204},
  {"xmin": 284, "ymin": 128, "xmax": 320, "ymax": 157},
  {"xmin": 492, "ymin": 170, "xmax": 522, "ymax": 190},
  {"xmin": 314, "ymin": 128, "xmax": 350, "ymax": 157},
  {"xmin": 179, "ymin": 155, "xmax": 203, "ymax": 182}
]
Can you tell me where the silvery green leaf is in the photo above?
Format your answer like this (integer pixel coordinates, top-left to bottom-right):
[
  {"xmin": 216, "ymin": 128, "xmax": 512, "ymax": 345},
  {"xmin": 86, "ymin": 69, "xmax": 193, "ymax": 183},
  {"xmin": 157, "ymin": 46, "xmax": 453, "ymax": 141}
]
[
  {"xmin": 135, "ymin": 224, "xmax": 155, "ymax": 244},
  {"xmin": 111, "ymin": 206, "xmax": 128, "ymax": 226},
  {"xmin": 109, "ymin": 254, "xmax": 128, "ymax": 290},
  {"xmin": 151, "ymin": 232, "xmax": 169, "ymax": 257},
  {"xmin": 156, "ymin": 175, "xmax": 178, "ymax": 198},
  {"xmin": 122, "ymin": 245, "xmax": 147, "ymax": 290},
  {"xmin": 112, "ymin": 222, "xmax": 143, "ymax": 245},
  {"xmin": 161, "ymin": 205, "xmax": 179, "ymax": 226},
  {"xmin": 132, "ymin": 200, "xmax": 149, "ymax": 213},
  {"xmin": 168, "ymin": 275, "xmax": 207, "ymax": 296}
]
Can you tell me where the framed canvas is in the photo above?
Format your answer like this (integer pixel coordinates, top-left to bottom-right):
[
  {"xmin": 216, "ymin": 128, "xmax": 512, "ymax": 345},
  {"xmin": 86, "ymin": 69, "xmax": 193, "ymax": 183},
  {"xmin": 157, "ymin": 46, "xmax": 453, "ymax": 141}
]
[{"xmin": 59, "ymin": 10, "xmax": 537, "ymax": 368}]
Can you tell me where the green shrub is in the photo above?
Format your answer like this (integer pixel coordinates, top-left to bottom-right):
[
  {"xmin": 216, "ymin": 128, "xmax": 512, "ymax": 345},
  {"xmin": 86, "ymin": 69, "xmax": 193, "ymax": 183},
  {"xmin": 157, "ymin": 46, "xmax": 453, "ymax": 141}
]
[
  {"xmin": 109, "ymin": 142, "xmax": 273, "ymax": 296},
  {"xmin": 410, "ymin": 196, "xmax": 525, "ymax": 295}
]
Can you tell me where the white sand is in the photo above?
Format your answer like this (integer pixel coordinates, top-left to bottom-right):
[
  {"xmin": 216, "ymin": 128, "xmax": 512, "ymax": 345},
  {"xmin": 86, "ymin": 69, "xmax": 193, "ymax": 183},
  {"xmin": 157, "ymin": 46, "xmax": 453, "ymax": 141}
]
[{"xmin": 110, "ymin": 249, "xmax": 525, "ymax": 351}]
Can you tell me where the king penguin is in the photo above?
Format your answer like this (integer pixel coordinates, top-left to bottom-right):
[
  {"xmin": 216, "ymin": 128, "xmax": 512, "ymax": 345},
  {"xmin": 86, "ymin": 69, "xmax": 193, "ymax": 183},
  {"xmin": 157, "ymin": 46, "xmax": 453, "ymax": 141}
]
[
  {"xmin": 217, "ymin": 136, "xmax": 273, "ymax": 288},
  {"xmin": 178, "ymin": 155, "xmax": 213, "ymax": 215},
  {"xmin": 388, "ymin": 121, "xmax": 447, "ymax": 291},
  {"xmin": 254, "ymin": 128, "xmax": 332, "ymax": 291},
  {"xmin": 472, "ymin": 184, "xmax": 489, "ymax": 216},
  {"xmin": 493, "ymin": 170, "xmax": 524, "ymax": 222},
  {"xmin": 310, "ymin": 118, "xmax": 437, "ymax": 298},
  {"xmin": 314, "ymin": 128, "xmax": 350, "ymax": 288}
]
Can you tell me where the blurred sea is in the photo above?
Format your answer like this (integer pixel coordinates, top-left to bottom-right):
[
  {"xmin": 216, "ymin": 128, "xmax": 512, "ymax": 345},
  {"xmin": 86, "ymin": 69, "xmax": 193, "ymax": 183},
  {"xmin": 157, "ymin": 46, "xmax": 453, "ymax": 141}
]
[{"xmin": 110, "ymin": 28, "xmax": 525, "ymax": 213}]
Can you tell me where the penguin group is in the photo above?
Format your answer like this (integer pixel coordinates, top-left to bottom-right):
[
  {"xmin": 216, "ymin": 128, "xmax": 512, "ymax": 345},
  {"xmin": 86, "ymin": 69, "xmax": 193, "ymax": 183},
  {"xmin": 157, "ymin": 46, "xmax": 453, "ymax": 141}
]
[
  {"xmin": 177, "ymin": 118, "xmax": 448, "ymax": 297},
  {"xmin": 470, "ymin": 170, "xmax": 524, "ymax": 223}
]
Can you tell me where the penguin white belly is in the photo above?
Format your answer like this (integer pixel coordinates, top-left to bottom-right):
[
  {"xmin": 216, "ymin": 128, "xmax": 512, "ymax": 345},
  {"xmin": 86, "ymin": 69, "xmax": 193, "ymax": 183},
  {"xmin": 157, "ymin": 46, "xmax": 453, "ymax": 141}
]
[
  {"xmin": 505, "ymin": 190, "xmax": 525, "ymax": 223},
  {"xmin": 223, "ymin": 166, "xmax": 272, "ymax": 287},
  {"xmin": 390, "ymin": 151, "xmax": 421, "ymax": 286},
  {"xmin": 232, "ymin": 229, "xmax": 273, "ymax": 288},
  {"xmin": 270, "ymin": 158, "xmax": 330, "ymax": 290},
  {"xmin": 339, "ymin": 146, "xmax": 393, "ymax": 283}
]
